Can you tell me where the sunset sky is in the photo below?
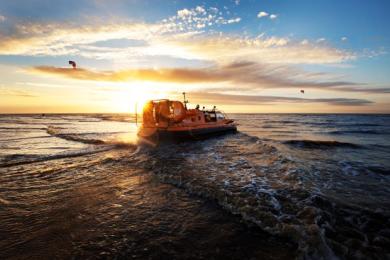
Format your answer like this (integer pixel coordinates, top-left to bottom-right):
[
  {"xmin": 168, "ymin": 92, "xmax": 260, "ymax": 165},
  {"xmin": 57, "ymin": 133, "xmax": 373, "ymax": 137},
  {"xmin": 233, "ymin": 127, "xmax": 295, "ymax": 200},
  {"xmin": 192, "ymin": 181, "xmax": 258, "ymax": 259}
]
[{"xmin": 0, "ymin": 0, "xmax": 389, "ymax": 113}]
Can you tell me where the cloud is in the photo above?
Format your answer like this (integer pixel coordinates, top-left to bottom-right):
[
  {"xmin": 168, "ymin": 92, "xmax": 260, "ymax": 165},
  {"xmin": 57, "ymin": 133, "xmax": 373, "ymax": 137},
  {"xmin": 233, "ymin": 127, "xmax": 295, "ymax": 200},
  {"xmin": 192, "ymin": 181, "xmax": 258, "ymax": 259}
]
[
  {"xmin": 30, "ymin": 62, "xmax": 390, "ymax": 94},
  {"xmin": 301, "ymin": 39, "xmax": 309, "ymax": 45},
  {"xmin": 0, "ymin": 21, "xmax": 161, "ymax": 56},
  {"xmin": 226, "ymin": 17, "xmax": 241, "ymax": 24},
  {"xmin": 341, "ymin": 36, "xmax": 348, "ymax": 41},
  {"xmin": 195, "ymin": 6, "xmax": 206, "ymax": 14},
  {"xmin": 0, "ymin": 86, "xmax": 36, "ymax": 97},
  {"xmin": 317, "ymin": 38, "xmax": 326, "ymax": 43},
  {"xmin": 167, "ymin": 6, "xmax": 240, "ymax": 30},
  {"xmin": 257, "ymin": 11, "xmax": 269, "ymax": 18},
  {"xmin": 184, "ymin": 92, "xmax": 373, "ymax": 106},
  {"xmin": 0, "ymin": 15, "xmax": 5, "ymax": 22},
  {"xmin": 258, "ymin": 12, "xmax": 277, "ymax": 20},
  {"xmin": 177, "ymin": 8, "xmax": 193, "ymax": 18},
  {"xmin": 0, "ymin": 6, "xmax": 243, "ymax": 60},
  {"xmin": 0, "ymin": 16, "xmax": 357, "ymax": 66},
  {"xmin": 31, "ymin": 66, "xmax": 222, "ymax": 83},
  {"xmin": 169, "ymin": 35, "xmax": 355, "ymax": 64}
]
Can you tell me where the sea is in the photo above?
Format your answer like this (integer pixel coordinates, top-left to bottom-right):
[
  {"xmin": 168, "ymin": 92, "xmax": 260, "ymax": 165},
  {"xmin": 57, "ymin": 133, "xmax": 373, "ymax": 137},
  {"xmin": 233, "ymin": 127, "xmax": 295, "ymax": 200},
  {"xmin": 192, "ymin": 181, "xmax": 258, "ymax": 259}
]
[{"xmin": 0, "ymin": 113, "xmax": 389, "ymax": 259}]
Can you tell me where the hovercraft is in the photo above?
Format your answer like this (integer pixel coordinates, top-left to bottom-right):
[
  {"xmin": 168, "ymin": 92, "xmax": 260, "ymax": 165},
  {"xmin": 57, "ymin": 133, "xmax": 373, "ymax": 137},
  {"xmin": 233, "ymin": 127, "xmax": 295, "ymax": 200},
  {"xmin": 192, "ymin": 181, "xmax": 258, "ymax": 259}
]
[{"xmin": 137, "ymin": 93, "xmax": 237, "ymax": 142}]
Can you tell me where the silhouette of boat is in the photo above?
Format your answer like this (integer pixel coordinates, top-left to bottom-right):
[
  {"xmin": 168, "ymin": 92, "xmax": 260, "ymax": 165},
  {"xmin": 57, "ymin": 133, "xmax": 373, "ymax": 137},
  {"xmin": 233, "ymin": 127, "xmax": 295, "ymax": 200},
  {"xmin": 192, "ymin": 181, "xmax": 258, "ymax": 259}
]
[{"xmin": 137, "ymin": 93, "xmax": 237, "ymax": 142}]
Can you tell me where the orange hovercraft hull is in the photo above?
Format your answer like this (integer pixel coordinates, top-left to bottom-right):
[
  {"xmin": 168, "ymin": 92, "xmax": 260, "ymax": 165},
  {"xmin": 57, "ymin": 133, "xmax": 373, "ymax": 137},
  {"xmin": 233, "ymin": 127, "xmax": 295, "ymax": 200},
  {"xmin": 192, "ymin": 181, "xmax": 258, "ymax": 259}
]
[
  {"xmin": 139, "ymin": 123, "xmax": 237, "ymax": 142},
  {"xmin": 137, "ymin": 99, "xmax": 237, "ymax": 142}
]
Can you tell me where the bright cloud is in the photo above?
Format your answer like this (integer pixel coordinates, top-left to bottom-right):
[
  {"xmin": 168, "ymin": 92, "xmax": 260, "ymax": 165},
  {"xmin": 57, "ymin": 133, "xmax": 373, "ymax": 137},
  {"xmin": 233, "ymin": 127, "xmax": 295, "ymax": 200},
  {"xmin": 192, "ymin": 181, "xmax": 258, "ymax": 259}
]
[
  {"xmin": 167, "ymin": 35, "xmax": 355, "ymax": 65},
  {"xmin": 226, "ymin": 17, "xmax": 241, "ymax": 24},
  {"xmin": 0, "ymin": 86, "xmax": 36, "ymax": 97},
  {"xmin": 317, "ymin": 38, "xmax": 326, "ymax": 43},
  {"xmin": 187, "ymin": 92, "xmax": 373, "ymax": 106},
  {"xmin": 0, "ymin": 15, "xmax": 5, "ymax": 22},
  {"xmin": 257, "ymin": 11, "xmax": 269, "ymax": 18},
  {"xmin": 177, "ymin": 8, "xmax": 192, "ymax": 18},
  {"xmin": 195, "ymin": 6, "xmax": 206, "ymax": 14},
  {"xmin": 301, "ymin": 39, "xmax": 309, "ymax": 45},
  {"xmin": 269, "ymin": 14, "xmax": 278, "ymax": 19},
  {"xmin": 0, "ymin": 14, "xmax": 355, "ymax": 66},
  {"xmin": 0, "ymin": 5, "xmax": 242, "ymax": 58}
]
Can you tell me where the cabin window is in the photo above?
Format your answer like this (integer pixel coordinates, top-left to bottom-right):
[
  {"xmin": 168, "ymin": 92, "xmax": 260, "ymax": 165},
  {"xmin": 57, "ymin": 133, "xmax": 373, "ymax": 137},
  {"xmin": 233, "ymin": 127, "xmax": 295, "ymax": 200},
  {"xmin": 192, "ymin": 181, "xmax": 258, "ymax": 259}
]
[
  {"xmin": 204, "ymin": 113, "xmax": 211, "ymax": 122},
  {"xmin": 216, "ymin": 113, "xmax": 225, "ymax": 120},
  {"xmin": 198, "ymin": 116, "xmax": 201, "ymax": 121},
  {"xmin": 191, "ymin": 117, "xmax": 195, "ymax": 122},
  {"xmin": 204, "ymin": 112, "xmax": 217, "ymax": 122}
]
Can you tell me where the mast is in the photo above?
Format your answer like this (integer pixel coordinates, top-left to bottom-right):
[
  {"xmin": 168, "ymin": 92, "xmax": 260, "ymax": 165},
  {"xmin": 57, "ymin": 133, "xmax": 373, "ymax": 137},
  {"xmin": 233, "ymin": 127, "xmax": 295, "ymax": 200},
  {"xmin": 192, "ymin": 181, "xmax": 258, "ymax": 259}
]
[{"xmin": 182, "ymin": 92, "xmax": 189, "ymax": 109}]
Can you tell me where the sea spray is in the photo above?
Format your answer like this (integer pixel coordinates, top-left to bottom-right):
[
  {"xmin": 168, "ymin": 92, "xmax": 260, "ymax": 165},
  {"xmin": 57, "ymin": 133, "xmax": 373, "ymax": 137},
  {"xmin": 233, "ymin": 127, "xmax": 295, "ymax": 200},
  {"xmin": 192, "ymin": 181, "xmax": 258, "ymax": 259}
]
[{"xmin": 143, "ymin": 133, "xmax": 389, "ymax": 259}]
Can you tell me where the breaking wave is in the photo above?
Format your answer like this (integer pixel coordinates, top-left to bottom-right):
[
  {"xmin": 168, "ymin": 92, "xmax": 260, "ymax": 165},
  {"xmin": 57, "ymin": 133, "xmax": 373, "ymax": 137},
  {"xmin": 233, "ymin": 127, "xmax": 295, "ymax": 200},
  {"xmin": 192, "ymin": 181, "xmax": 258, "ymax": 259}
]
[
  {"xmin": 0, "ymin": 147, "xmax": 113, "ymax": 167},
  {"xmin": 139, "ymin": 133, "xmax": 389, "ymax": 258},
  {"xmin": 283, "ymin": 139, "xmax": 361, "ymax": 149},
  {"xmin": 0, "ymin": 127, "xmax": 47, "ymax": 131},
  {"xmin": 328, "ymin": 130, "xmax": 383, "ymax": 135},
  {"xmin": 1, "ymin": 114, "xmax": 389, "ymax": 259},
  {"xmin": 46, "ymin": 126, "xmax": 137, "ymax": 146},
  {"xmin": 0, "ymin": 126, "xmax": 139, "ymax": 167}
]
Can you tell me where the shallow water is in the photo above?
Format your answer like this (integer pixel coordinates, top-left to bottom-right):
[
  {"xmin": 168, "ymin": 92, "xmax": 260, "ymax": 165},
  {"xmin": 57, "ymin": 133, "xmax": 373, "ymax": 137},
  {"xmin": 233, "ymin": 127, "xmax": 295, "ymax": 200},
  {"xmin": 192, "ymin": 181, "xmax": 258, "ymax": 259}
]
[{"xmin": 0, "ymin": 113, "xmax": 389, "ymax": 259}]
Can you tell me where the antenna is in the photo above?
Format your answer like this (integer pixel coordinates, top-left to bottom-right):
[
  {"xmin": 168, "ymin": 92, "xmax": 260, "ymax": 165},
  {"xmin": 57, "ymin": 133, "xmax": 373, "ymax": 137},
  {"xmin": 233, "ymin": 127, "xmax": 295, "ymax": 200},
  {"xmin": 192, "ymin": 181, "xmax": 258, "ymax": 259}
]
[
  {"xmin": 68, "ymin": 60, "xmax": 76, "ymax": 69},
  {"xmin": 182, "ymin": 92, "xmax": 189, "ymax": 109}
]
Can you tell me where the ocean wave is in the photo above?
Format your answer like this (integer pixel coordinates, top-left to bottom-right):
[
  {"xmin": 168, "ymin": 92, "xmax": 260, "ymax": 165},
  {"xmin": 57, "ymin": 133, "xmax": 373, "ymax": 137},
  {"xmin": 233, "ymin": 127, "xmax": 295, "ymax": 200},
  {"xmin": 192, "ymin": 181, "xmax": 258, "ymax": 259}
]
[
  {"xmin": 48, "ymin": 133, "xmax": 106, "ymax": 145},
  {"xmin": 141, "ymin": 133, "xmax": 389, "ymax": 259},
  {"xmin": 261, "ymin": 125, "xmax": 279, "ymax": 128},
  {"xmin": 1, "ymin": 114, "xmax": 389, "ymax": 259},
  {"xmin": 263, "ymin": 120, "xmax": 298, "ymax": 125},
  {"xmin": 366, "ymin": 165, "xmax": 390, "ymax": 175},
  {"xmin": 47, "ymin": 126, "xmax": 107, "ymax": 145},
  {"xmin": 0, "ymin": 145, "xmax": 21, "ymax": 150},
  {"xmin": 0, "ymin": 147, "xmax": 113, "ymax": 167},
  {"xmin": 46, "ymin": 126, "xmax": 138, "ymax": 147},
  {"xmin": 0, "ymin": 120, "xmax": 68, "ymax": 125},
  {"xmin": 96, "ymin": 114, "xmax": 136, "ymax": 123},
  {"xmin": 328, "ymin": 130, "xmax": 383, "ymax": 135},
  {"xmin": 345, "ymin": 123, "xmax": 381, "ymax": 127},
  {"xmin": 340, "ymin": 160, "xmax": 390, "ymax": 176},
  {"xmin": 0, "ymin": 136, "xmax": 52, "ymax": 142},
  {"xmin": 283, "ymin": 139, "xmax": 360, "ymax": 149},
  {"xmin": 305, "ymin": 122, "xmax": 380, "ymax": 127},
  {"xmin": 0, "ymin": 127, "xmax": 47, "ymax": 130},
  {"xmin": 263, "ymin": 120, "xmax": 381, "ymax": 128}
]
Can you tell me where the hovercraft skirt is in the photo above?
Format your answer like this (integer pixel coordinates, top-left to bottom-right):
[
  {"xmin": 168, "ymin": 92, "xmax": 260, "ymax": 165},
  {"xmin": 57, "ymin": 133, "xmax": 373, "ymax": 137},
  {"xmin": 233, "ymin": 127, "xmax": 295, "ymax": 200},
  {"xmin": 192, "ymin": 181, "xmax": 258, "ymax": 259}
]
[{"xmin": 157, "ymin": 125, "xmax": 237, "ymax": 141}]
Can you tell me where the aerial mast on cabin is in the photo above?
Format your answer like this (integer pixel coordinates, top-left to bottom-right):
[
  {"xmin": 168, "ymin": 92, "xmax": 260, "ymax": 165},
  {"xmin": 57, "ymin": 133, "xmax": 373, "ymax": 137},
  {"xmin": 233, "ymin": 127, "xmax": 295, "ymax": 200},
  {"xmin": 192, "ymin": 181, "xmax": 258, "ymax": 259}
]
[
  {"xmin": 182, "ymin": 92, "xmax": 189, "ymax": 109},
  {"xmin": 68, "ymin": 60, "xmax": 77, "ymax": 69}
]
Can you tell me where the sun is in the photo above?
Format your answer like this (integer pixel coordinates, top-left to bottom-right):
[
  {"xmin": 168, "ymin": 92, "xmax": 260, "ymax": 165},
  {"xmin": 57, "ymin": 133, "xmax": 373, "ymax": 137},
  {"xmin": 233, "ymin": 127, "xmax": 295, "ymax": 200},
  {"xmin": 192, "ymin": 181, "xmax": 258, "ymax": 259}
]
[
  {"xmin": 111, "ymin": 88, "xmax": 149, "ymax": 113},
  {"xmin": 108, "ymin": 82, "xmax": 167, "ymax": 113}
]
